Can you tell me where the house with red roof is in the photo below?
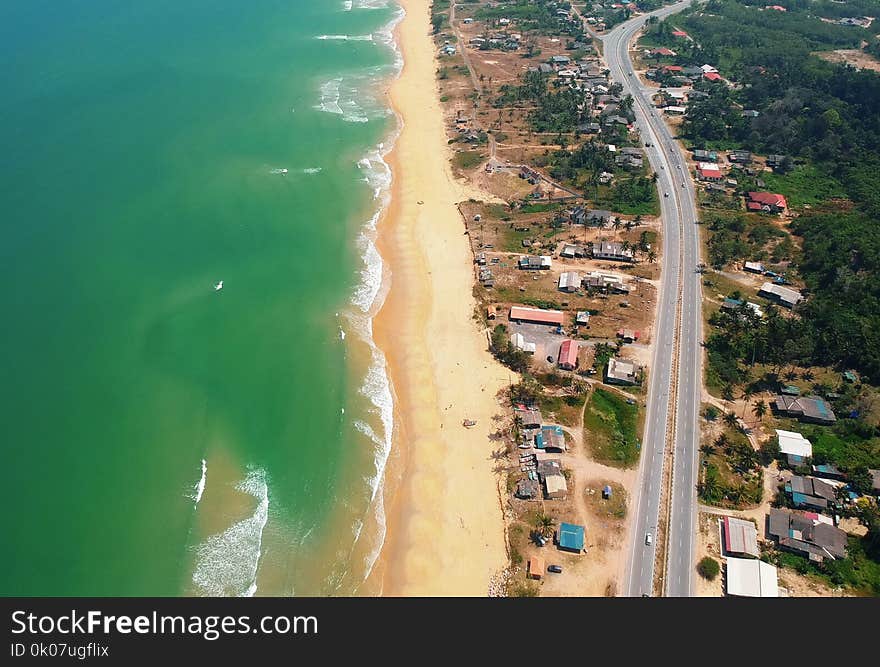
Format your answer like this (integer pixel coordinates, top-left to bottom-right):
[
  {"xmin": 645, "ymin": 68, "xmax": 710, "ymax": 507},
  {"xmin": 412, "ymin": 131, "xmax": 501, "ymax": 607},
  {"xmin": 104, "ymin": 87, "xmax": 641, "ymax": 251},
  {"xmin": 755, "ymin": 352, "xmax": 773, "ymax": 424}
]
[
  {"xmin": 651, "ymin": 47, "xmax": 676, "ymax": 57},
  {"xmin": 671, "ymin": 30, "xmax": 688, "ymax": 37},
  {"xmin": 696, "ymin": 163, "xmax": 723, "ymax": 181},
  {"xmin": 765, "ymin": 4, "xmax": 787, "ymax": 11},
  {"xmin": 703, "ymin": 71, "xmax": 722, "ymax": 82},
  {"xmin": 661, "ymin": 65, "xmax": 683, "ymax": 74},
  {"xmin": 747, "ymin": 191, "xmax": 788, "ymax": 213},
  {"xmin": 557, "ymin": 339, "xmax": 579, "ymax": 371}
]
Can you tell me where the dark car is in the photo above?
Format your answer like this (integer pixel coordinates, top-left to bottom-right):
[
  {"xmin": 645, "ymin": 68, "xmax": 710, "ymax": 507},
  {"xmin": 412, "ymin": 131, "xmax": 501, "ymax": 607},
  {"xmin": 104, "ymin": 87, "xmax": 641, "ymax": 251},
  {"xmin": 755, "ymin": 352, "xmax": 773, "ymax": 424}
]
[{"xmin": 547, "ymin": 564, "xmax": 563, "ymax": 574}]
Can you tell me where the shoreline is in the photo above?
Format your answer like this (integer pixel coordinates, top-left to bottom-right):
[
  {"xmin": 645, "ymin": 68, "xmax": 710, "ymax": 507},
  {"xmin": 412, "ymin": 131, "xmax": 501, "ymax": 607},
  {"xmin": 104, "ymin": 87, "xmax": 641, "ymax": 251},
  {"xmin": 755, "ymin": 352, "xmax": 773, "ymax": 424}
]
[{"xmin": 365, "ymin": 0, "xmax": 510, "ymax": 595}]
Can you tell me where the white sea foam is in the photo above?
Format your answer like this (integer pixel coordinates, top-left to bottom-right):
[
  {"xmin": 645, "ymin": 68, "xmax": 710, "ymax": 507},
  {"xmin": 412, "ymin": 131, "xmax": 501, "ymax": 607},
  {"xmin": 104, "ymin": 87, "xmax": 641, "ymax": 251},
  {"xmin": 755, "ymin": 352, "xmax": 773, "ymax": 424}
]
[
  {"xmin": 192, "ymin": 459, "xmax": 207, "ymax": 505},
  {"xmin": 304, "ymin": 1, "xmax": 405, "ymax": 592},
  {"xmin": 343, "ymin": 0, "xmax": 353, "ymax": 10},
  {"xmin": 316, "ymin": 70, "xmax": 394, "ymax": 124},
  {"xmin": 191, "ymin": 467, "xmax": 269, "ymax": 597},
  {"xmin": 317, "ymin": 78, "xmax": 343, "ymax": 115},
  {"xmin": 302, "ymin": 167, "xmax": 322, "ymax": 174},
  {"xmin": 316, "ymin": 34, "xmax": 374, "ymax": 41}
]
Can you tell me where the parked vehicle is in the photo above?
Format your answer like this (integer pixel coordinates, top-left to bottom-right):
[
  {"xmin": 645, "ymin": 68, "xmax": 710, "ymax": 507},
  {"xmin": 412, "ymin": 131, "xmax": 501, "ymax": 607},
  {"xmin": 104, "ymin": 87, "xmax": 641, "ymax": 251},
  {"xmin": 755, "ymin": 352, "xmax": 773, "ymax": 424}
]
[
  {"xmin": 547, "ymin": 564, "xmax": 563, "ymax": 574},
  {"xmin": 645, "ymin": 533, "xmax": 653, "ymax": 546}
]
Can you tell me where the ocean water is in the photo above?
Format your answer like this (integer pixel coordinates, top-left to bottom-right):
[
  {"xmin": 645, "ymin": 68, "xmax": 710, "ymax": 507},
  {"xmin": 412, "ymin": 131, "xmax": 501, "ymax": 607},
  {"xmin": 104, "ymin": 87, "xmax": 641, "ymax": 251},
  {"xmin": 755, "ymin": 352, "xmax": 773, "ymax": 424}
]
[{"xmin": 0, "ymin": 0, "xmax": 402, "ymax": 596}]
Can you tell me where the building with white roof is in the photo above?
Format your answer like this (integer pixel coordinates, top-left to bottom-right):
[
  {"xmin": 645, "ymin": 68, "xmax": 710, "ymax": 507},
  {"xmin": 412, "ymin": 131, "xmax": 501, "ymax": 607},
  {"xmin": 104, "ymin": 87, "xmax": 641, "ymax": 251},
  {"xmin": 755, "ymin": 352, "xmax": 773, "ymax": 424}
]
[
  {"xmin": 510, "ymin": 332, "xmax": 536, "ymax": 354},
  {"xmin": 726, "ymin": 558, "xmax": 778, "ymax": 597},
  {"xmin": 776, "ymin": 429, "xmax": 813, "ymax": 459}
]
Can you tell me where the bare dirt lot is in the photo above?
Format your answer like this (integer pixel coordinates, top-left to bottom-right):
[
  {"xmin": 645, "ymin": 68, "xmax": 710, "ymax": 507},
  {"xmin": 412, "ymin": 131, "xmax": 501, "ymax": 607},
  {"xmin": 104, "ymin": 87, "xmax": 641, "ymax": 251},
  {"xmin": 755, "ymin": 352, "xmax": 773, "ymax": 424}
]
[{"xmin": 815, "ymin": 49, "xmax": 880, "ymax": 73}]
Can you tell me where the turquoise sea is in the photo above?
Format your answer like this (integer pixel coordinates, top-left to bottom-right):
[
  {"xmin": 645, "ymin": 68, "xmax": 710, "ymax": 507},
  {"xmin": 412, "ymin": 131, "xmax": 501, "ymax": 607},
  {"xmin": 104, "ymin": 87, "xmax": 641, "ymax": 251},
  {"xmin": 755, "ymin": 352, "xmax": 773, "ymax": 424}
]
[{"xmin": 0, "ymin": 0, "xmax": 402, "ymax": 595}]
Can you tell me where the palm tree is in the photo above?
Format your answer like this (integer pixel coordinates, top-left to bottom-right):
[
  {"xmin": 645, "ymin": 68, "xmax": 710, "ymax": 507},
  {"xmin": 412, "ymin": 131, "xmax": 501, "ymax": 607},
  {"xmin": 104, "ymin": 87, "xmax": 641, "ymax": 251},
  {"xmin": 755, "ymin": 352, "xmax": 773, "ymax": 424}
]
[
  {"xmin": 740, "ymin": 386, "xmax": 754, "ymax": 418},
  {"xmin": 535, "ymin": 513, "xmax": 555, "ymax": 538},
  {"xmin": 800, "ymin": 369, "xmax": 815, "ymax": 382},
  {"xmin": 752, "ymin": 399, "xmax": 767, "ymax": 423},
  {"xmin": 647, "ymin": 250, "xmax": 657, "ymax": 263},
  {"xmin": 723, "ymin": 411, "xmax": 738, "ymax": 428}
]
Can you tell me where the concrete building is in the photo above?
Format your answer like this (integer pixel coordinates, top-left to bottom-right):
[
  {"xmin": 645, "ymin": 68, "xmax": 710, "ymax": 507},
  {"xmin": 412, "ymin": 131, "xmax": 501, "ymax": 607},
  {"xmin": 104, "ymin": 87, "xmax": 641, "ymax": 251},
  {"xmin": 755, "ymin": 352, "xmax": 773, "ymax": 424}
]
[
  {"xmin": 510, "ymin": 332, "xmax": 536, "ymax": 354},
  {"xmin": 592, "ymin": 240, "xmax": 634, "ymax": 262},
  {"xmin": 726, "ymin": 558, "xmax": 779, "ymax": 597},
  {"xmin": 606, "ymin": 357, "xmax": 638, "ymax": 385}
]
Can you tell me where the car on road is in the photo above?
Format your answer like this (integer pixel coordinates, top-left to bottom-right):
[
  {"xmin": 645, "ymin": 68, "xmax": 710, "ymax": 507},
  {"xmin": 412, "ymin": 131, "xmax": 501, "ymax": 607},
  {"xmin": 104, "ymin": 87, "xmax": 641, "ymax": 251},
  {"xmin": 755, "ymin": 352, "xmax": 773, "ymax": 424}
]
[
  {"xmin": 645, "ymin": 533, "xmax": 653, "ymax": 546},
  {"xmin": 547, "ymin": 564, "xmax": 563, "ymax": 574},
  {"xmin": 663, "ymin": 192, "xmax": 669, "ymax": 198}
]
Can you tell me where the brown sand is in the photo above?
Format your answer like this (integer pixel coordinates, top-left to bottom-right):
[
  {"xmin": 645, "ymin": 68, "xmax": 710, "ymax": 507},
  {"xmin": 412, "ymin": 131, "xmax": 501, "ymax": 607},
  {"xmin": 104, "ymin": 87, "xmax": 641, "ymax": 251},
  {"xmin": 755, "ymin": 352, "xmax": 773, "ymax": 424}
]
[{"xmin": 367, "ymin": 0, "xmax": 511, "ymax": 595}]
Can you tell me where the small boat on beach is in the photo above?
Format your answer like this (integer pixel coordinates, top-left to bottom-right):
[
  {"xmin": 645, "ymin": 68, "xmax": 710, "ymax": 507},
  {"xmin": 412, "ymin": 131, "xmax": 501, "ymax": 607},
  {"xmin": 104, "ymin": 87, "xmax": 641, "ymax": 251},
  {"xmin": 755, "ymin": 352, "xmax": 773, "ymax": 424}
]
[{"xmin": 462, "ymin": 419, "xmax": 477, "ymax": 428}]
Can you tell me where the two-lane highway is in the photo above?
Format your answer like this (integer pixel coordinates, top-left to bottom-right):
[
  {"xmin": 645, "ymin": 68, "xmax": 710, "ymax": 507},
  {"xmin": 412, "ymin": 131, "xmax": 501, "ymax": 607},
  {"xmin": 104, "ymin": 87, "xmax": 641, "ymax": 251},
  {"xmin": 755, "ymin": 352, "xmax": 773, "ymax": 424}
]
[{"xmin": 598, "ymin": 1, "xmax": 703, "ymax": 597}]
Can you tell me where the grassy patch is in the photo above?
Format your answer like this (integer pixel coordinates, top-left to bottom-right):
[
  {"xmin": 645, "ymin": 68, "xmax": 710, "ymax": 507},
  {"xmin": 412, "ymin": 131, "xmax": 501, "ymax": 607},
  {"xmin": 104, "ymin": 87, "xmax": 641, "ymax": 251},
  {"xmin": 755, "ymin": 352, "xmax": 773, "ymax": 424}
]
[
  {"xmin": 584, "ymin": 481, "xmax": 628, "ymax": 520},
  {"xmin": 537, "ymin": 391, "xmax": 587, "ymax": 427},
  {"xmin": 519, "ymin": 202, "xmax": 563, "ymax": 214},
  {"xmin": 583, "ymin": 388, "xmax": 640, "ymax": 467},
  {"xmin": 453, "ymin": 150, "xmax": 484, "ymax": 170},
  {"xmin": 760, "ymin": 164, "xmax": 847, "ymax": 209}
]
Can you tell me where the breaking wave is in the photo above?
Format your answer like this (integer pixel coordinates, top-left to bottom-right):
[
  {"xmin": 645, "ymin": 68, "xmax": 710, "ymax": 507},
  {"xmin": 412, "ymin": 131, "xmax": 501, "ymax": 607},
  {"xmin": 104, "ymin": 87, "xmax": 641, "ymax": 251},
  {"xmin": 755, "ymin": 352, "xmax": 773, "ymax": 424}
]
[{"xmin": 191, "ymin": 468, "xmax": 269, "ymax": 597}]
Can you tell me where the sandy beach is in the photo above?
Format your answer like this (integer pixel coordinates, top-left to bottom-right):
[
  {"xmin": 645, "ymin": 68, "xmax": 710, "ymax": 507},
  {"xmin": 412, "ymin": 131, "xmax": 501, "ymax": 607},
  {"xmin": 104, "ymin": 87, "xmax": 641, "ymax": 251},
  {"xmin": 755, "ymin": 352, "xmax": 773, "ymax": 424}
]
[{"xmin": 367, "ymin": 0, "xmax": 511, "ymax": 595}]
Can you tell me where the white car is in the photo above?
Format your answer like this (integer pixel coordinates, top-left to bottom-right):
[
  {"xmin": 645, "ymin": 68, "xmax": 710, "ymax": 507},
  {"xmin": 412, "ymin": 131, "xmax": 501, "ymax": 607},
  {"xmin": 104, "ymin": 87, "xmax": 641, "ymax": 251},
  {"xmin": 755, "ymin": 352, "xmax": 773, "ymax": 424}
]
[
  {"xmin": 645, "ymin": 533, "xmax": 653, "ymax": 546},
  {"xmin": 664, "ymin": 192, "xmax": 669, "ymax": 198}
]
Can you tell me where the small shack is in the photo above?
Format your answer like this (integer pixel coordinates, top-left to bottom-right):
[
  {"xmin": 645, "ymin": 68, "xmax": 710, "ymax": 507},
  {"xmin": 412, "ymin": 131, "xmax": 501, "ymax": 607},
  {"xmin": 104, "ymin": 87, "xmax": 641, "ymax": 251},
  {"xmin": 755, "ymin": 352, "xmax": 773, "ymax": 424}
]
[{"xmin": 528, "ymin": 556, "xmax": 545, "ymax": 580}]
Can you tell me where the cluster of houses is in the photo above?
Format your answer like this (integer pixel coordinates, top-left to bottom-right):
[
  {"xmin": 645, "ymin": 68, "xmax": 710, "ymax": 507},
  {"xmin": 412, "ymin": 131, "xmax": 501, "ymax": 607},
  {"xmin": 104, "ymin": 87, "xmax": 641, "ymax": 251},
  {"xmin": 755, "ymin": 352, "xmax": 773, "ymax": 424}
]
[
  {"xmin": 505, "ymin": 305, "xmax": 642, "ymax": 385},
  {"xmin": 513, "ymin": 407, "xmax": 569, "ymax": 501},
  {"xmin": 688, "ymin": 147, "xmax": 791, "ymax": 214},
  {"xmin": 648, "ymin": 62, "xmax": 723, "ymax": 88},
  {"xmin": 557, "ymin": 268, "xmax": 631, "ymax": 294},
  {"xmin": 712, "ymin": 403, "xmax": 880, "ymax": 596},
  {"xmin": 512, "ymin": 403, "xmax": 589, "ymax": 569},
  {"xmin": 517, "ymin": 239, "xmax": 633, "ymax": 273}
]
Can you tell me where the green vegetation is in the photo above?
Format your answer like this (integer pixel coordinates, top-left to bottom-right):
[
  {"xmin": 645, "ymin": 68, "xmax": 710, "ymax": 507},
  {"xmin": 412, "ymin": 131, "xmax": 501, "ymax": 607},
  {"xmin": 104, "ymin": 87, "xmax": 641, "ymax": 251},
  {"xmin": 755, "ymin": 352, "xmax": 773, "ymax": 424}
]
[
  {"xmin": 698, "ymin": 428, "xmax": 763, "ymax": 508},
  {"xmin": 599, "ymin": 176, "xmax": 659, "ymax": 216},
  {"xmin": 453, "ymin": 150, "xmax": 485, "ymax": 170},
  {"xmin": 490, "ymin": 324, "xmax": 531, "ymax": 373},
  {"xmin": 797, "ymin": 421, "xmax": 880, "ymax": 471},
  {"xmin": 697, "ymin": 556, "xmax": 721, "ymax": 581},
  {"xmin": 759, "ymin": 164, "xmax": 847, "ymax": 208},
  {"xmin": 583, "ymin": 388, "xmax": 640, "ymax": 467},
  {"xmin": 772, "ymin": 534, "xmax": 880, "ymax": 596},
  {"xmin": 704, "ymin": 210, "xmax": 789, "ymax": 268},
  {"xmin": 518, "ymin": 202, "xmax": 562, "ymax": 214},
  {"xmin": 521, "ymin": 297, "xmax": 564, "ymax": 310}
]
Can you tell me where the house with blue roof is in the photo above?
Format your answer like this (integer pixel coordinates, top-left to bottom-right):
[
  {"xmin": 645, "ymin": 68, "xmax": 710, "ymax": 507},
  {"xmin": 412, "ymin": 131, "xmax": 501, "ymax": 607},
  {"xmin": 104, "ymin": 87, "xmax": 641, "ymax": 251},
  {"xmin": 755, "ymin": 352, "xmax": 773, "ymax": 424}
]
[
  {"xmin": 557, "ymin": 522, "xmax": 585, "ymax": 552},
  {"xmin": 535, "ymin": 425, "xmax": 566, "ymax": 452}
]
